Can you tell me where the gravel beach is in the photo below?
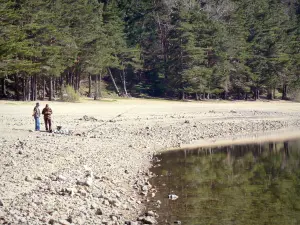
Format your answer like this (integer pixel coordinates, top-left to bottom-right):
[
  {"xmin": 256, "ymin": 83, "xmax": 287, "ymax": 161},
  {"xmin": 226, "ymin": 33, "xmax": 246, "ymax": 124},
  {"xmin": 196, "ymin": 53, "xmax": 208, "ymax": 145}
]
[{"xmin": 1, "ymin": 99, "xmax": 300, "ymax": 224}]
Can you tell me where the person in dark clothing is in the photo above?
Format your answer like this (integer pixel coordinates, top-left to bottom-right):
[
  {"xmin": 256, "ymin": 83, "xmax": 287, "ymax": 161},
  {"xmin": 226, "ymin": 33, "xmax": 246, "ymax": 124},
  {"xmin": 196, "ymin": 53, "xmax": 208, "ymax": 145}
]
[
  {"xmin": 42, "ymin": 104, "xmax": 53, "ymax": 132},
  {"xmin": 32, "ymin": 102, "xmax": 41, "ymax": 131}
]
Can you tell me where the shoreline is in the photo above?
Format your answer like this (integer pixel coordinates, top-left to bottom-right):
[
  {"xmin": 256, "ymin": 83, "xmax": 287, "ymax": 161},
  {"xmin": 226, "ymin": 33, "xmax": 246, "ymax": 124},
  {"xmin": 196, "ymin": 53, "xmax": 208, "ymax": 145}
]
[
  {"xmin": 167, "ymin": 128, "xmax": 300, "ymax": 151},
  {"xmin": 1, "ymin": 100, "xmax": 300, "ymax": 224}
]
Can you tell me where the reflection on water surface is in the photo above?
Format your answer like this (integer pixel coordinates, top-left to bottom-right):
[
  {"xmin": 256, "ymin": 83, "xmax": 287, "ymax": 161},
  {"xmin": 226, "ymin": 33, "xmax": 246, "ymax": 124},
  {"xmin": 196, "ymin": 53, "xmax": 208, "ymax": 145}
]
[{"xmin": 148, "ymin": 140, "xmax": 300, "ymax": 225}]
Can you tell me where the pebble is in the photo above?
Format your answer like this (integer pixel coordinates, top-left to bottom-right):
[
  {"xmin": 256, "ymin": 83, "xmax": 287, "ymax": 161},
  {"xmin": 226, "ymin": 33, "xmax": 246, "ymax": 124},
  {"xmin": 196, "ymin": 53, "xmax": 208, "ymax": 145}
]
[
  {"xmin": 95, "ymin": 208, "xmax": 103, "ymax": 216},
  {"xmin": 103, "ymin": 200, "xmax": 110, "ymax": 206},
  {"xmin": 25, "ymin": 176, "xmax": 33, "ymax": 182},
  {"xmin": 34, "ymin": 176, "xmax": 42, "ymax": 180},
  {"xmin": 78, "ymin": 189, "xmax": 87, "ymax": 197},
  {"xmin": 146, "ymin": 211, "xmax": 155, "ymax": 217},
  {"xmin": 90, "ymin": 203, "xmax": 98, "ymax": 209},
  {"xmin": 142, "ymin": 185, "xmax": 148, "ymax": 191},
  {"xmin": 142, "ymin": 216, "xmax": 157, "ymax": 224},
  {"xmin": 57, "ymin": 175, "xmax": 67, "ymax": 181},
  {"xmin": 129, "ymin": 222, "xmax": 139, "ymax": 225},
  {"xmin": 59, "ymin": 219, "xmax": 71, "ymax": 225},
  {"xmin": 66, "ymin": 188, "xmax": 77, "ymax": 196},
  {"xmin": 168, "ymin": 194, "xmax": 178, "ymax": 200},
  {"xmin": 19, "ymin": 217, "xmax": 27, "ymax": 223},
  {"xmin": 110, "ymin": 215, "xmax": 118, "ymax": 221},
  {"xmin": 74, "ymin": 216, "xmax": 85, "ymax": 225},
  {"xmin": 113, "ymin": 200, "xmax": 121, "ymax": 207},
  {"xmin": 86, "ymin": 177, "xmax": 93, "ymax": 186}
]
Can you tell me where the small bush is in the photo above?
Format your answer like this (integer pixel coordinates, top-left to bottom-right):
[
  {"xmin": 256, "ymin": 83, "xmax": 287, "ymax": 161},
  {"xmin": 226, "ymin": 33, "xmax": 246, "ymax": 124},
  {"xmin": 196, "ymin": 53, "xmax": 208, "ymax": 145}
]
[
  {"xmin": 61, "ymin": 85, "xmax": 80, "ymax": 102},
  {"xmin": 289, "ymin": 87, "xmax": 300, "ymax": 102},
  {"xmin": 292, "ymin": 92, "xmax": 300, "ymax": 102}
]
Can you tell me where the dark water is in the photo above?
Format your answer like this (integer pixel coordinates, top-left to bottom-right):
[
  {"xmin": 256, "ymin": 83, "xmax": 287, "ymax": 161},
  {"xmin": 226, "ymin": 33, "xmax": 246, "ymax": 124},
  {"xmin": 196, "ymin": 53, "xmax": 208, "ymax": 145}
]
[{"xmin": 148, "ymin": 140, "xmax": 300, "ymax": 225}]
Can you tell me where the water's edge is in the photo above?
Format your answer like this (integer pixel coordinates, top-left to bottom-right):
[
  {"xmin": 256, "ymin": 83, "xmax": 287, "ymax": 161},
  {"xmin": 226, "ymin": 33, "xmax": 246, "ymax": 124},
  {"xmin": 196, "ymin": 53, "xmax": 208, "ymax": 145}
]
[
  {"xmin": 139, "ymin": 130, "xmax": 300, "ymax": 224},
  {"xmin": 166, "ymin": 129, "xmax": 300, "ymax": 151},
  {"xmin": 148, "ymin": 137, "xmax": 300, "ymax": 224}
]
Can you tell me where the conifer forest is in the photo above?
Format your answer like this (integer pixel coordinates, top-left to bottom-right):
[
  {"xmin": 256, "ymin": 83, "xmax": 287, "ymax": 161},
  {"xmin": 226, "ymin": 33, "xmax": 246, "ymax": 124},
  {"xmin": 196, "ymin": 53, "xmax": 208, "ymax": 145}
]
[{"xmin": 1, "ymin": 0, "xmax": 300, "ymax": 101}]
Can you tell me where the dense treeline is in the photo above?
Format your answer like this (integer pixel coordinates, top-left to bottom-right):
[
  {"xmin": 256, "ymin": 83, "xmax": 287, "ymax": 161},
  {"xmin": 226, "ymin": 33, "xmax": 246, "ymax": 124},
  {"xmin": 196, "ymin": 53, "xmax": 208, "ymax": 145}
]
[{"xmin": 0, "ymin": 0, "xmax": 300, "ymax": 101}]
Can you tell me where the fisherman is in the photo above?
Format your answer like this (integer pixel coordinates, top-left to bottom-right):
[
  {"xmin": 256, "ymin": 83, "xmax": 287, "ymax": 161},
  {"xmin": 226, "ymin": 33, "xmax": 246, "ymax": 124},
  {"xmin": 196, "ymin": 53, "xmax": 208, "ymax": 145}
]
[
  {"xmin": 42, "ymin": 104, "xmax": 53, "ymax": 132},
  {"xmin": 32, "ymin": 102, "xmax": 41, "ymax": 131}
]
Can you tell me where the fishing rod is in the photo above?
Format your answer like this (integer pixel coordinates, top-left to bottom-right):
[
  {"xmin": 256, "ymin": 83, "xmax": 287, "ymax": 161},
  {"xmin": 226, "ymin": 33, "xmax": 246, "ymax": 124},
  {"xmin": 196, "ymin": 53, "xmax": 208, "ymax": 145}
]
[{"xmin": 85, "ymin": 107, "xmax": 135, "ymax": 134}]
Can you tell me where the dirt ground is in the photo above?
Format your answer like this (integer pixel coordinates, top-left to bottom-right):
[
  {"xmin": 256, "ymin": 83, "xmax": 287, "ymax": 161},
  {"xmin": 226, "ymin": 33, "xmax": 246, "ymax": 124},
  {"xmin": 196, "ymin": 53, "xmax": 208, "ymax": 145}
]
[{"xmin": 1, "ymin": 99, "xmax": 300, "ymax": 224}]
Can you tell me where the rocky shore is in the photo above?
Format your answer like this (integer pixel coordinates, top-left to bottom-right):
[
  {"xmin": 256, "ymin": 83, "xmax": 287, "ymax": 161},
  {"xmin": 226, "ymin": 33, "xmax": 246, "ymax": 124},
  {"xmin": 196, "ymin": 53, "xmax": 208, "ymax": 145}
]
[{"xmin": 1, "ymin": 100, "xmax": 300, "ymax": 224}]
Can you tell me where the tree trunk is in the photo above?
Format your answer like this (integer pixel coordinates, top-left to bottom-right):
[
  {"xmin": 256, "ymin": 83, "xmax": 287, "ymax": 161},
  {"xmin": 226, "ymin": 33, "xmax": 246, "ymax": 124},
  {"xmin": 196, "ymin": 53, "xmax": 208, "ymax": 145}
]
[
  {"xmin": 27, "ymin": 77, "xmax": 31, "ymax": 101},
  {"xmin": 267, "ymin": 88, "xmax": 273, "ymax": 100},
  {"xmin": 181, "ymin": 91, "xmax": 185, "ymax": 100},
  {"xmin": 269, "ymin": 143, "xmax": 274, "ymax": 151},
  {"xmin": 14, "ymin": 74, "xmax": 20, "ymax": 100},
  {"xmin": 119, "ymin": 68, "xmax": 128, "ymax": 97},
  {"xmin": 224, "ymin": 91, "xmax": 228, "ymax": 100},
  {"xmin": 157, "ymin": 13, "xmax": 168, "ymax": 81},
  {"xmin": 122, "ymin": 69, "xmax": 128, "ymax": 96},
  {"xmin": 32, "ymin": 76, "xmax": 37, "ymax": 101},
  {"xmin": 254, "ymin": 87, "xmax": 260, "ymax": 100},
  {"xmin": 74, "ymin": 71, "xmax": 77, "ymax": 91},
  {"xmin": 282, "ymin": 84, "xmax": 287, "ymax": 100},
  {"xmin": 284, "ymin": 141, "xmax": 289, "ymax": 157},
  {"xmin": 71, "ymin": 70, "xmax": 75, "ymax": 89},
  {"xmin": 56, "ymin": 78, "xmax": 59, "ymax": 97},
  {"xmin": 273, "ymin": 88, "xmax": 276, "ymax": 100},
  {"xmin": 77, "ymin": 73, "xmax": 81, "ymax": 92},
  {"xmin": 30, "ymin": 77, "xmax": 33, "ymax": 100},
  {"xmin": 52, "ymin": 78, "xmax": 56, "ymax": 99},
  {"xmin": 70, "ymin": 71, "xmax": 73, "ymax": 88},
  {"xmin": 75, "ymin": 68, "xmax": 79, "ymax": 91},
  {"xmin": 59, "ymin": 75, "xmax": 64, "ymax": 98},
  {"xmin": 88, "ymin": 74, "xmax": 92, "ymax": 98},
  {"xmin": 66, "ymin": 71, "xmax": 69, "ymax": 86},
  {"xmin": 23, "ymin": 77, "xmax": 26, "ymax": 101},
  {"xmin": 196, "ymin": 93, "xmax": 199, "ymax": 101},
  {"xmin": 94, "ymin": 75, "xmax": 99, "ymax": 100},
  {"xmin": 43, "ymin": 77, "xmax": 46, "ymax": 100},
  {"xmin": 2, "ymin": 77, "xmax": 6, "ymax": 97},
  {"xmin": 32, "ymin": 76, "xmax": 35, "ymax": 101},
  {"xmin": 108, "ymin": 68, "xmax": 120, "ymax": 96},
  {"xmin": 207, "ymin": 93, "xmax": 210, "ymax": 100},
  {"xmin": 99, "ymin": 74, "xmax": 102, "ymax": 98},
  {"xmin": 49, "ymin": 77, "xmax": 53, "ymax": 101}
]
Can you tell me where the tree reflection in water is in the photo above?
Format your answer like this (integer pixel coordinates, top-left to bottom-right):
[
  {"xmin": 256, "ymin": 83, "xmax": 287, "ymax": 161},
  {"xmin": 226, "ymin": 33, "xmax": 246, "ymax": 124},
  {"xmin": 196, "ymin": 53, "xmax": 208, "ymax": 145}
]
[{"xmin": 149, "ymin": 140, "xmax": 300, "ymax": 225}]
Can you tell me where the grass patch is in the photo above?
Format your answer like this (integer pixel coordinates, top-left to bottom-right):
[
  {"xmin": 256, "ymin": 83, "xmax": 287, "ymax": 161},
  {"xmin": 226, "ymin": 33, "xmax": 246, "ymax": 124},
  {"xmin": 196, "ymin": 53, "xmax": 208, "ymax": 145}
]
[
  {"xmin": 81, "ymin": 98, "xmax": 118, "ymax": 103},
  {"xmin": 60, "ymin": 85, "xmax": 80, "ymax": 102}
]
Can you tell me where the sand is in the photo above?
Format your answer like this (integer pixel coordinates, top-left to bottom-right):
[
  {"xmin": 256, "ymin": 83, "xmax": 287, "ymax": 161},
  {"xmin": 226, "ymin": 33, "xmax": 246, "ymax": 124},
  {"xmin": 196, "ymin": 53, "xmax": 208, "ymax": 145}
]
[{"xmin": 0, "ymin": 99, "xmax": 300, "ymax": 224}]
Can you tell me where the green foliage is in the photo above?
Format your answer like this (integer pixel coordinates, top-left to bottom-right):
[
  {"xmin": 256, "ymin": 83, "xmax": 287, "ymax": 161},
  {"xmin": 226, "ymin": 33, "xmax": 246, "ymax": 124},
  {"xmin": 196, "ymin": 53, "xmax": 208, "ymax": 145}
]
[
  {"xmin": 1, "ymin": 0, "xmax": 300, "ymax": 100},
  {"xmin": 61, "ymin": 85, "xmax": 80, "ymax": 102}
]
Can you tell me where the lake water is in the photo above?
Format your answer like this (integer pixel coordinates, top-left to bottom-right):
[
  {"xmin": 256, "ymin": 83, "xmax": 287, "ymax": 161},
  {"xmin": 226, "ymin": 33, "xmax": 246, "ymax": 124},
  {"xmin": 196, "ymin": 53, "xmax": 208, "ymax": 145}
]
[{"xmin": 148, "ymin": 140, "xmax": 300, "ymax": 225}]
